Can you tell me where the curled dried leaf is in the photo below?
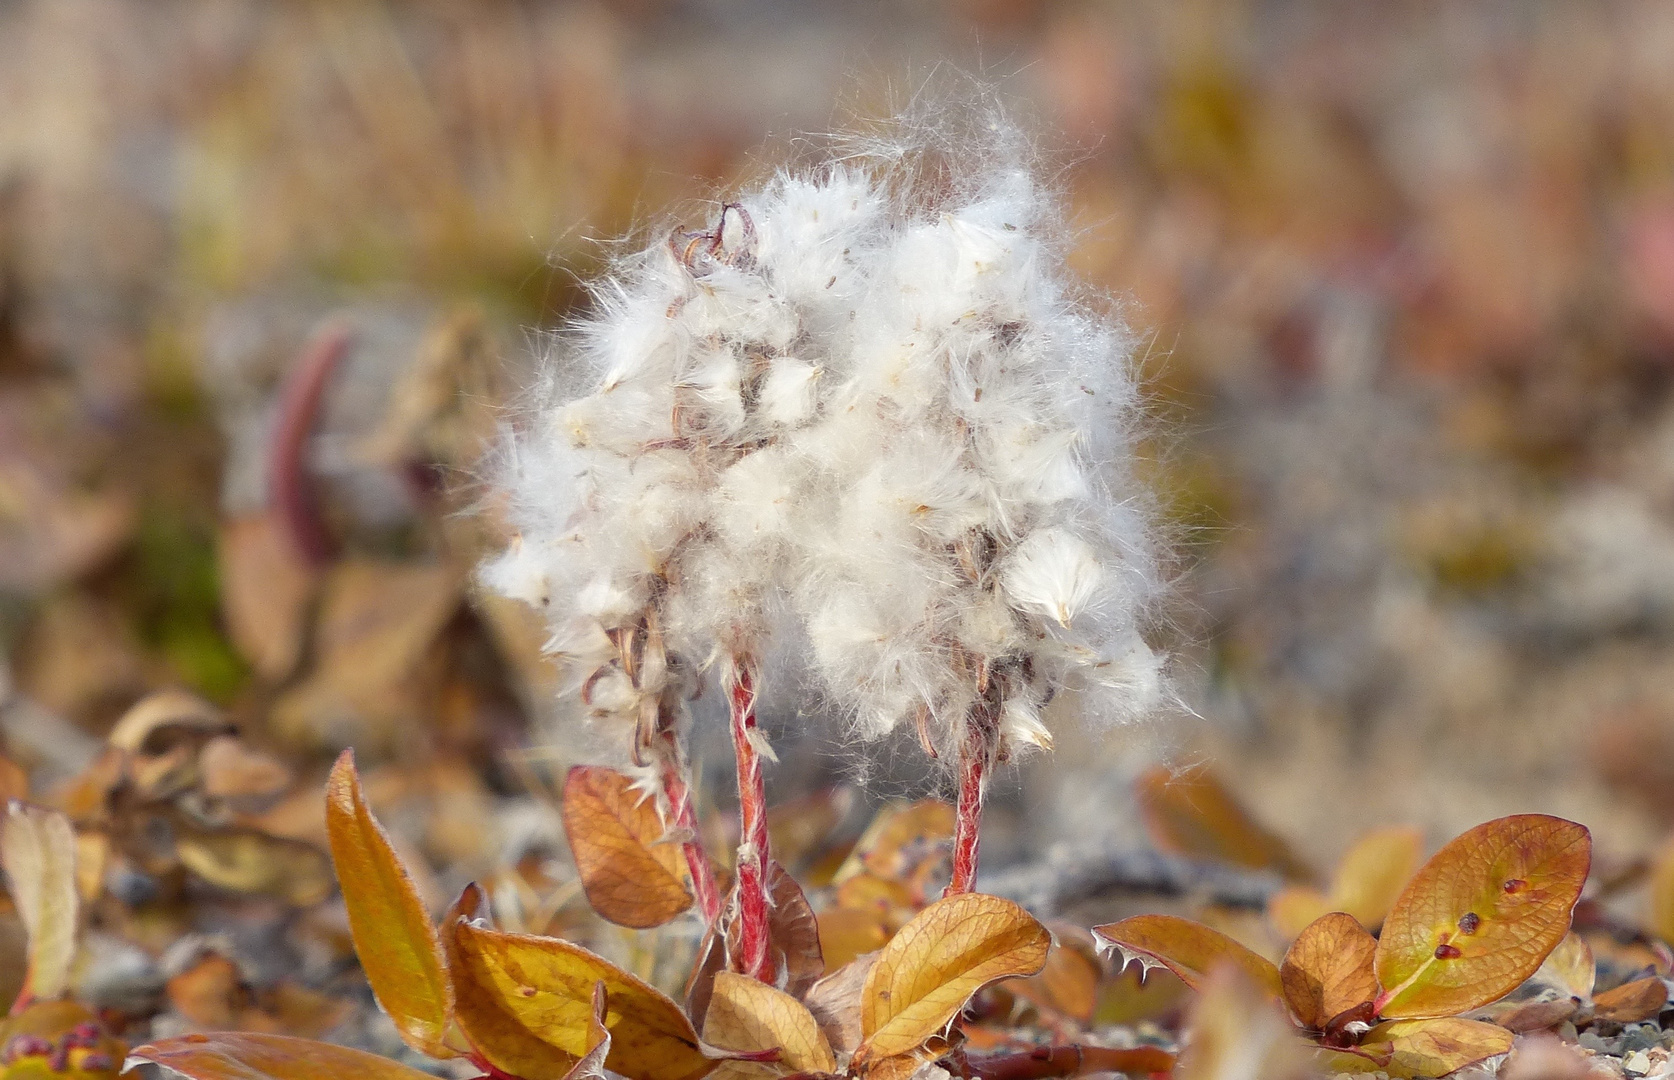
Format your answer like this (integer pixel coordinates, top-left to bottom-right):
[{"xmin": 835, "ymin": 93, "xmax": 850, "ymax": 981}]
[
  {"xmin": 1094, "ymin": 914, "xmax": 1283, "ymax": 1000},
  {"xmin": 1374, "ymin": 815, "xmax": 1591, "ymax": 1019},
  {"xmin": 323, "ymin": 750, "xmax": 456, "ymax": 1058},
  {"xmin": 802, "ymin": 953, "xmax": 877, "ymax": 1055},
  {"xmin": 856, "ymin": 892, "xmax": 1049, "ymax": 1063},
  {"xmin": 561, "ymin": 765, "xmax": 693, "ymax": 929}
]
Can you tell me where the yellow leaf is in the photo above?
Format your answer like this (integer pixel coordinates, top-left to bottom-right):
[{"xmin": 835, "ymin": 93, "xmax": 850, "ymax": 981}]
[
  {"xmin": 1268, "ymin": 885, "xmax": 1332, "ymax": 941},
  {"xmin": 323, "ymin": 750, "xmax": 456, "ymax": 1058},
  {"xmin": 0, "ymin": 1001, "xmax": 124, "ymax": 1079},
  {"xmin": 856, "ymin": 892, "xmax": 1049, "ymax": 1063},
  {"xmin": 1532, "ymin": 931, "xmax": 1594, "ymax": 1001},
  {"xmin": 1, "ymin": 802, "xmax": 78, "ymax": 1002},
  {"xmin": 703, "ymin": 971, "xmax": 837, "ymax": 1080},
  {"xmin": 1648, "ymin": 832, "xmax": 1674, "ymax": 946},
  {"xmin": 1592, "ymin": 976, "xmax": 1668, "ymax": 1023},
  {"xmin": 835, "ymin": 800, "xmax": 955, "ymax": 884},
  {"xmin": 817, "ymin": 907, "xmax": 891, "ymax": 971},
  {"xmin": 1094, "ymin": 914, "xmax": 1283, "ymax": 1000},
  {"xmin": 1328, "ymin": 826, "xmax": 1424, "ymax": 931},
  {"xmin": 128, "ymin": 1031, "xmax": 445, "ymax": 1080},
  {"xmin": 1136, "ymin": 764, "xmax": 1310, "ymax": 879},
  {"xmin": 1374, "ymin": 815, "xmax": 1591, "ymax": 1019},
  {"xmin": 1355, "ymin": 1018, "xmax": 1513, "ymax": 1079},
  {"xmin": 175, "ymin": 828, "xmax": 334, "ymax": 907},
  {"xmin": 561, "ymin": 765, "xmax": 692, "ymax": 929},
  {"xmin": 446, "ymin": 884, "xmax": 714, "ymax": 1080},
  {"xmin": 1176, "ymin": 965, "xmax": 1314, "ymax": 1080},
  {"xmin": 1279, "ymin": 913, "xmax": 1378, "ymax": 1032}
]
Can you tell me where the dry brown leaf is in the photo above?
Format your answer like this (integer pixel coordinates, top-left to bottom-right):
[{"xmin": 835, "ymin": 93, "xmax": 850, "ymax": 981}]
[
  {"xmin": 129, "ymin": 1031, "xmax": 443, "ymax": 1080},
  {"xmin": 802, "ymin": 952, "xmax": 877, "ymax": 1055},
  {"xmin": 1649, "ymin": 832, "xmax": 1674, "ymax": 947},
  {"xmin": 1328, "ymin": 826, "xmax": 1424, "ymax": 931},
  {"xmin": 1279, "ymin": 912, "xmax": 1378, "ymax": 1032},
  {"xmin": 1136, "ymin": 764, "xmax": 1310, "ymax": 879},
  {"xmin": 446, "ymin": 883, "xmax": 715, "ymax": 1080},
  {"xmin": 856, "ymin": 892, "xmax": 1049, "ymax": 1063},
  {"xmin": 1374, "ymin": 815, "xmax": 1590, "ymax": 1019},
  {"xmin": 702, "ymin": 971, "xmax": 836, "ymax": 1080},
  {"xmin": 560, "ymin": 765, "xmax": 691, "ymax": 929},
  {"xmin": 217, "ymin": 513, "xmax": 319, "ymax": 681},
  {"xmin": 1094, "ymin": 914, "xmax": 1284, "ymax": 1000},
  {"xmin": 323, "ymin": 750, "xmax": 456, "ymax": 1059},
  {"xmin": 1592, "ymin": 976, "xmax": 1668, "ymax": 1023},
  {"xmin": 175, "ymin": 828, "xmax": 333, "ymax": 907},
  {"xmin": 168, "ymin": 953, "xmax": 241, "ymax": 1029},
  {"xmin": 766, "ymin": 861, "xmax": 824, "ymax": 997},
  {"xmin": 200, "ymin": 736, "xmax": 294, "ymax": 806},
  {"xmin": 1491, "ymin": 998, "xmax": 1580, "ymax": 1033},
  {"xmin": 1, "ymin": 801, "xmax": 78, "ymax": 1001}
]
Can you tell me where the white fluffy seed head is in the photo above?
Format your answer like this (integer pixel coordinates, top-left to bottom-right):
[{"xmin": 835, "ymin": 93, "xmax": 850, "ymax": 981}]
[{"xmin": 485, "ymin": 99, "xmax": 1167, "ymax": 764}]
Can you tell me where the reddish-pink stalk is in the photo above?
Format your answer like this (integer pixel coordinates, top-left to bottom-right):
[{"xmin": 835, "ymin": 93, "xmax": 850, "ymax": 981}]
[
  {"xmin": 269, "ymin": 322, "xmax": 352, "ymax": 567},
  {"xmin": 947, "ymin": 697, "xmax": 1000, "ymax": 896},
  {"xmin": 657, "ymin": 753, "xmax": 721, "ymax": 924},
  {"xmin": 727, "ymin": 658, "xmax": 774, "ymax": 981}
]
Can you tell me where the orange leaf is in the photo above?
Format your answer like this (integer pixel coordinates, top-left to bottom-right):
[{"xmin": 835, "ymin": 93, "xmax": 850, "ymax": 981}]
[
  {"xmin": 1592, "ymin": 977, "xmax": 1668, "ymax": 1023},
  {"xmin": 837, "ymin": 800, "xmax": 955, "ymax": 885},
  {"xmin": 1004, "ymin": 926, "xmax": 1102, "ymax": 1023},
  {"xmin": 856, "ymin": 892, "xmax": 1049, "ymax": 1063},
  {"xmin": 561, "ymin": 766, "xmax": 692, "ymax": 929},
  {"xmin": 1648, "ymin": 832, "xmax": 1674, "ymax": 946},
  {"xmin": 0, "ymin": 755, "xmax": 26, "ymax": 801},
  {"xmin": 1374, "ymin": 815, "xmax": 1590, "ymax": 1019},
  {"xmin": 1136, "ymin": 765, "xmax": 1309, "ymax": 878},
  {"xmin": 323, "ymin": 750, "xmax": 456, "ymax": 1058},
  {"xmin": 818, "ymin": 907, "xmax": 892, "ymax": 971},
  {"xmin": 1094, "ymin": 914, "xmax": 1283, "ymax": 1000},
  {"xmin": 128, "ymin": 1031, "xmax": 443, "ymax": 1080},
  {"xmin": 1328, "ymin": 827, "xmax": 1423, "ymax": 931},
  {"xmin": 1279, "ymin": 913, "xmax": 1378, "ymax": 1032},
  {"xmin": 445, "ymin": 883, "xmax": 714, "ymax": 1080},
  {"xmin": 1352, "ymin": 1018, "xmax": 1513, "ymax": 1079}
]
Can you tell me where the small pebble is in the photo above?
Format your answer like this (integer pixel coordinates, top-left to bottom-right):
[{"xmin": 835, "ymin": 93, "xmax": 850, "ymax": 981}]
[
  {"xmin": 1626, "ymin": 1051, "xmax": 1652, "ymax": 1076},
  {"xmin": 1582, "ymin": 1032, "xmax": 1619, "ymax": 1054},
  {"xmin": 1627, "ymin": 1026, "xmax": 1665, "ymax": 1052}
]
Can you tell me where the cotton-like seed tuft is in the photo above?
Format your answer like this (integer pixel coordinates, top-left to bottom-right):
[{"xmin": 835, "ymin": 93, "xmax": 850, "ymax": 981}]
[{"xmin": 485, "ymin": 102, "xmax": 1165, "ymax": 766}]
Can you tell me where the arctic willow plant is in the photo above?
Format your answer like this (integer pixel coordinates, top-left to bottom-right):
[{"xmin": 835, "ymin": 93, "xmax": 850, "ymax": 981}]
[{"xmin": 486, "ymin": 110, "xmax": 1164, "ymax": 974}]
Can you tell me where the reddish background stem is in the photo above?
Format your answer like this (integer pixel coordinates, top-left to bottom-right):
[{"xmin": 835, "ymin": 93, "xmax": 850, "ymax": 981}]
[
  {"xmin": 268, "ymin": 322, "xmax": 352, "ymax": 567},
  {"xmin": 964, "ymin": 1045, "xmax": 1176, "ymax": 1080}
]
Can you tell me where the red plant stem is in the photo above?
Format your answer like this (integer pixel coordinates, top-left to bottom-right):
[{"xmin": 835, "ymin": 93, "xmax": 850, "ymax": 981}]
[
  {"xmin": 269, "ymin": 322, "xmax": 352, "ymax": 567},
  {"xmin": 963, "ymin": 1045, "xmax": 1176, "ymax": 1080},
  {"xmin": 658, "ymin": 754, "xmax": 721, "ymax": 924},
  {"xmin": 948, "ymin": 695, "xmax": 1000, "ymax": 896},
  {"xmin": 727, "ymin": 657, "xmax": 773, "ymax": 981}
]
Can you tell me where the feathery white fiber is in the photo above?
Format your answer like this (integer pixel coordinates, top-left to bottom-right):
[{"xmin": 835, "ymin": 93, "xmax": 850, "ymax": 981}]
[{"xmin": 485, "ymin": 100, "xmax": 1165, "ymax": 765}]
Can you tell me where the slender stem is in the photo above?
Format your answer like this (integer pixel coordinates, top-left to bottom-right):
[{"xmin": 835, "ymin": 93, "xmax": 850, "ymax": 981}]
[
  {"xmin": 657, "ymin": 752, "xmax": 721, "ymax": 924},
  {"xmin": 727, "ymin": 656, "xmax": 774, "ymax": 981},
  {"xmin": 948, "ymin": 693, "xmax": 1000, "ymax": 896},
  {"xmin": 269, "ymin": 322, "xmax": 352, "ymax": 567},
  {"xmin": 962, "ymin": 1045, "xmax": 1176, "ymax": 1080}
]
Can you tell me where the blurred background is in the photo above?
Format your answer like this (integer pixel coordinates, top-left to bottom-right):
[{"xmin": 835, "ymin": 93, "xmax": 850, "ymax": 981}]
[{"xmin": 7, "ymin": 0, "xmax": 1674, "ymax": 955}]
